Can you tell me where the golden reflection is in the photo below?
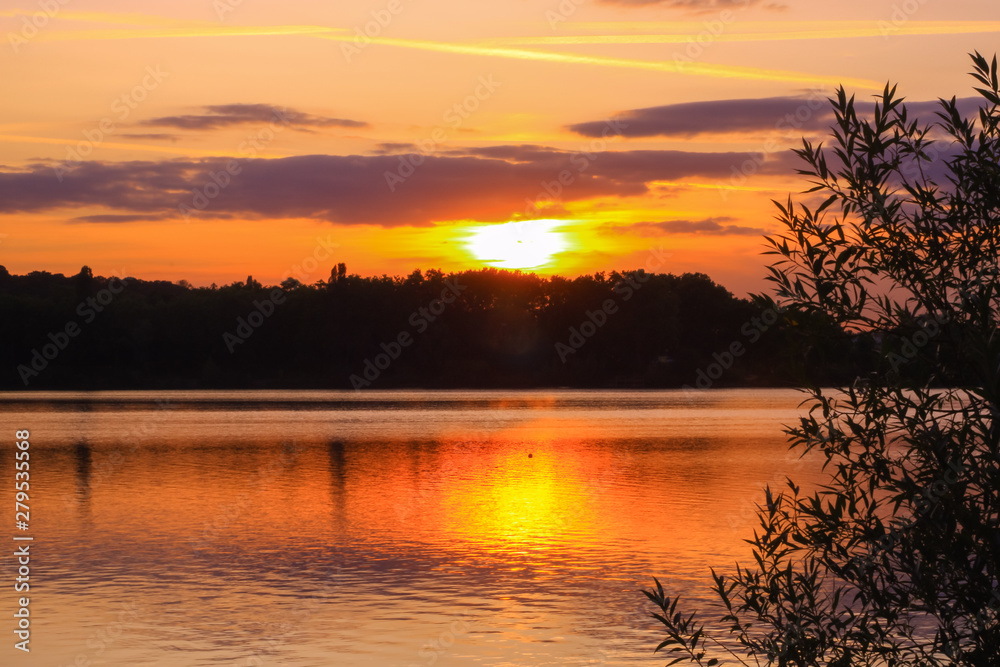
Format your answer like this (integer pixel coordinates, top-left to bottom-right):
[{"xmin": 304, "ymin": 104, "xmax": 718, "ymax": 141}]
[{"xmin": 437, "ymin": 422, "xmax": 600, "ymax": 547}]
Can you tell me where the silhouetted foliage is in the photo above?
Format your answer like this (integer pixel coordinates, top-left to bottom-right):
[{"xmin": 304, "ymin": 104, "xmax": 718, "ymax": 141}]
[
  {"xmin": 0, "ymin": 263, "xmax": 854, "ymax": 389},
  {"xmin": 646, "ymin": 53, "xmax": 1000, "ymax": 665}
]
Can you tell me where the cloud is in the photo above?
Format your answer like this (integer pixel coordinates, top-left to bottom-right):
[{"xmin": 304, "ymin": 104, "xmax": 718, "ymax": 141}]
[
  {"xmin": 25, "ymin": 20, "xmax": 345, "ymax": 43},
  {"xmin": 644, "ymin": 217, "xmax": 767, "ymax": 236},
  {"xmin": 570, "ymin": 97, "xmax": 831, "ymax": 138},
  {"xmin": 373, "ymin": 142, "xmax": 420, "ymax": 154},
  {"xmin": 140, "ymin": 104, "xmax": 368, "ymax": 132},
  {"xmin": 313, "ymin": 34, "xmax": 877, "ymax": 88},
  {"xmin": 0, "ymin": 133, "xmax": 212, "ymax": 157},
  {"xmin": 486, "ymin": 21, "xmax": 1000, "ymax": 46},
  {"xmin": 120, "ymin": 133, "xmax": 179, "ymax": 142},
  {"xmin": 70, "ymin": 213, "xmax": 173, "ymax": 223},
  {"xmin": 445, "ymin": 144, "xmax": 799, "ymax": 180},
  {"xmin": 0, "ymin": 147, "xmax": 797, "ymax": 226},
  {"xmin": 568, "ymin": 96, "xmax": 987, "ymax": 138},
  {"xmin": 11, "ymin": 10, "xmax": 876, "ymax": 87}
]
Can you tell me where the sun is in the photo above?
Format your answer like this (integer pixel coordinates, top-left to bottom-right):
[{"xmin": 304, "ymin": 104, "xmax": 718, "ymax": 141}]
[{"xmin": 465, "ymin": 219, "xmax": 569, "ymax": 270}]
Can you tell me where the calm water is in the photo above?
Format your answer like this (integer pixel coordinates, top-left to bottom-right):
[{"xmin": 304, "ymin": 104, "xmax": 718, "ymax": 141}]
[{"xmin": 0, "ymin": 389, "xmax": 825, "ymax": 666}]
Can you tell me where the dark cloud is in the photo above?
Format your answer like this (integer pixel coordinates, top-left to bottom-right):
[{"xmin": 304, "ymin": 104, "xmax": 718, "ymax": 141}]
[
  {"xmin": 121, "ymin": 133, "xmax": 179, "ymax": 142},
  {"xmin": 0, "ymin": 147, "xmax": 797, "ymax": 226},
  {"xmin": 446, "ymin": 145, "xmax": 797, "ymax": 182},
  {"xmin": 140, "ymin": 104, "xmax": 369, "ymax": 132},
  {"xmin": 568, "ymin": 97, "xmax": 986, "ymax": 139},
  {"xmin": 373, "ymin": 142, "xmax": 419, "ymax": 154},
  {"xmin": 70, "ymin": 213, "xmax": 172, "ymax": 223},
  {"xmin": 646, "ymin": 217, "xmax": 767, "ymax": 236},
  {"xmin": 449, "ymin": 145, "xmax": 561, "ymax": 162}
]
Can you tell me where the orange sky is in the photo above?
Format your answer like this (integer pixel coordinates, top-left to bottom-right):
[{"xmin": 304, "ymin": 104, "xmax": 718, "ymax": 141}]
[{"xmin": 1, "ymin": 0, "xmax": 998, "ymax": 294}]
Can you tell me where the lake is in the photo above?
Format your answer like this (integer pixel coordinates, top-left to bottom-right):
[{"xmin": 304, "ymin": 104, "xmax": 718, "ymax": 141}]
[{"xmin": 0, "ymin": 389, "xmax": 826, "ymax": 666}]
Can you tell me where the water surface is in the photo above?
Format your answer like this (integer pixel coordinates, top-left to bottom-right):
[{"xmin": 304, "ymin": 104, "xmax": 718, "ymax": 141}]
[{"xmin": 0, "ymin": 389, "xmax": 824, "ymax": 666}]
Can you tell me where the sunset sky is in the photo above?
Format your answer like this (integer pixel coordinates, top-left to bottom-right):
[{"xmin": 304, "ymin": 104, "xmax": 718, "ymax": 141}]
[{"xmin": 2, "ymin": 0, "xmax": 998, "ymax": 293}]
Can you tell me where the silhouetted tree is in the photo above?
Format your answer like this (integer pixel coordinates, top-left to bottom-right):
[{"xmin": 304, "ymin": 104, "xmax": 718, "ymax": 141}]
[
  {"xmin": 0, "ymin": 264, "xmax": 831, "ymax": 389},
  {"xmin": 74, "ymin": 265, "xmax": 94, "ymax": 299},
  {"xmin": 646, "ymin": 52, "xmax": 1000, "ymax": 666}
]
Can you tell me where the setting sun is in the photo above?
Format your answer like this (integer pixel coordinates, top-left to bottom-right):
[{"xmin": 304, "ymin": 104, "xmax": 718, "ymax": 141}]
[{"xmin": 466, "ymin": 219, "xmax": 570, "ymax": 270}]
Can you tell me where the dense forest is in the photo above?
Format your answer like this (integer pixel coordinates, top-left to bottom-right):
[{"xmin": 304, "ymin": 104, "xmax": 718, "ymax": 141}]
[{"xmin": 0, "ymin": 264, "xmax": 868, "ymax": 390}]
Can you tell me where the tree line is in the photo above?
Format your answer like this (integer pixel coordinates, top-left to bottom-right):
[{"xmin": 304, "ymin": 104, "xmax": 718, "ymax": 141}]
[{"xmin": 0, "ymin": 263, "xmax": 868, "ymax": 390}]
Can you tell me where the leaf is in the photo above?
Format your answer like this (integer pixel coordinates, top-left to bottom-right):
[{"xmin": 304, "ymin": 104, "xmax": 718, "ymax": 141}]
[{"xmin": 974, "ymin": 87, "xmax": 1000, "ymax": 105}]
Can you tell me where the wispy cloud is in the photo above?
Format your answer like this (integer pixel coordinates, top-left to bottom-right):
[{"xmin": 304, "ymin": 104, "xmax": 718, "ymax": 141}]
[
  {"xmin": 70, "ymin": 213, "xmax": 172, "ymax": 223},
  {"xmin": 0, "ymin": 10, "xmax": 199, "ymax": 27},
  {"xmin": 488, "ymin": 21, "xmax": 1000, "ymax": 45},
  {"xmin": 140, "ymin": 104, "xmax": 368, "ymax": 132},
  {"xmin": 121, "ymin": 133, "xmax": 179, "ymax": 142},
  {"xmin": 373, "ymin": 142, "xmax": 421, "ymax": 154},
  {"xmin": 642, "ymin": 217, "xmax": 767, "ymax": 236},
  {"xmin": 23, "ymin": 20, "xmax": 345, "ymax": 42},
  {"xmin": 0, "ymin": 134, "xmax": 224, "ymax": 157},
  {"xmin": 6, "ymin": 10, "xmax": 879, "ymax": 87},
  {"xmin": 316, "ymin": 34, "xmax": 879, "ymax": 87}
]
